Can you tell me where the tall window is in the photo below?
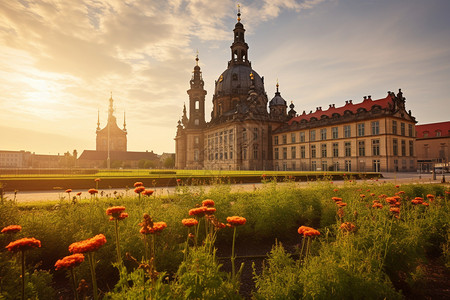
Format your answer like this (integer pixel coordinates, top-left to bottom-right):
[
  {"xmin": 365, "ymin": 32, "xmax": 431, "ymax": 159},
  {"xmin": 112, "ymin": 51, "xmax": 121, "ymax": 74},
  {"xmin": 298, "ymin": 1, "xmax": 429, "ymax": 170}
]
[
  {"xmin": 373, "ymin": 160, "xmax": 380, "ymax": 172},
  {"xmin": 372, "ymin": 139, "xmax": 380, "ymax": 156},
  {"xmin": 291, "ymin": 146, "xmax": 296, "ymax": 159},
  {"xmin": 274, "ymin": 136, "xmax": 278, "ymax": 145},
  {"xmin": 282, "ymin": 147, "xmax": 287, "ymax": 159},
  {"xmin": 393, "ymin": 139, "xmax": 398, "ymax": 156},
  {"xmin": 300, "ymin": 132, "xmax": 305, "ymax": 142},
  {"xmin": 401, "ymin": 123, "xmax": 405, "ymax": 136},
  {"xmin": 300, "ymin": 145, "xmax": 306, "ymax": 158},
  {"xmin": 371, "ymin": 121, "xmax": 379, "ymax": 135},
  {"xmin": 253, "ymin": 144, "xmax": 258, "ymax": 159},
  {"xmin": 322, "ymin": 161, "xmax": 328, "ymax": 171},
  {"xmin": 344, "ymin": 125, "xmax": 351, "ymax": 138},
  {"xmin": 333, "ymin": 143, "xmax": 339, "ymax": 157},
  {"xmin": 345, "ymin": 160, "xmax": 351, "ymax": 172},
  {"xmin": 194, "ymin": 150, "xmax": 199, "ymax": 161},
  {"xmin": 310, "ymin": 130, "xmax": 316, "ymax": 141},
  {"xmin": 321, "ymin": 144, "xmax": 327, "ymax": 158},
  {"xmin": 311, "ymin": 145, "xmax": 316, "ymax": 158},
  {"xmin": 401, "ymin": 140, "xmax": 406, "ymax": 156},
  {"xmin": 345, "ymin": 142, "xmax": 351, "ymax": 157},
  {"xmin": 320, "ymin": 128, "xmax": 327, "ymax": 140},
  {"xmin": 357, "ymin": 123, "xmax": 365, "ymax": 136},
  {"xmin": 408, "ymin": 124, "xmax": 413, "ymax": 137},
  {"xmin": 332, "ymin": 127, "xmax": 338, "ymax": 139},
  {"xmin": 311, "ymin": 161, "xmax": 316, "ymax": 171},
  {"xmin": 392, "ymin": 120, "xmax": 397, "ymax": 134},
  {"xmin": 282, "ymin": 135, "xmax": 287, "ymax": 144},
  {"xmin": 253, "ymin": 128, "xmax": 258, "ymax": 140},
  {"xmin": 243, "ymin": 131, "xmax": 247, "ymax": 142},
  {"xmin": 291, "ymin": 133, "xmax": 296, "ymax": 143},
  {"xmin": 409, "ymin": 140, "xmax": 414, "ymax": 156},
  {"xmin": 274, "ymin": 148, "xmax": 279, "ymax": 159},
  {"xmin": 358, "ymin": 141, "xmax": 365, "ymax": 156}
]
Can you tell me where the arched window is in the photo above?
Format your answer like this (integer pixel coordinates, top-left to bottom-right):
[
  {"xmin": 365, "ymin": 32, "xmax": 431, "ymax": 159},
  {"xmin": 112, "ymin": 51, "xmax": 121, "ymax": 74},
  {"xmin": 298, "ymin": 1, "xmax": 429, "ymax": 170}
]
[{"xmin": 195, "ymin": 100, "xmax": 199, "ymax": 110}]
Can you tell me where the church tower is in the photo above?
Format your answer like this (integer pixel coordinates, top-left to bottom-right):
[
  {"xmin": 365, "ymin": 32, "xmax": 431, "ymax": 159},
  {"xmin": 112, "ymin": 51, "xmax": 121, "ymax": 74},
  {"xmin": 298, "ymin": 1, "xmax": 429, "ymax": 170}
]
[
  {"xmin": 96, "ymin": 94, "xmax": 127, "ymax": 152},
  {"xmin": 187, "ymin": 54, "xmax": 207, "ymax": 128}
]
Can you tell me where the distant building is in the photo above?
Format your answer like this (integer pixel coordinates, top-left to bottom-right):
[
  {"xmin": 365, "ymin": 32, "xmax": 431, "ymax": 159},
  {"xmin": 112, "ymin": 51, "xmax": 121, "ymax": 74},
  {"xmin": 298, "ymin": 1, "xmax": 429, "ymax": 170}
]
[
  {"xmin": 78, "ymin": 95, "xmax": 160, "ymax": 169},
  {"xmin": 415, "ymin": 121, "xmax": 450, "ymax": 172},
  {"xmin": 175, "ymin": 9, "xmax": 417, "ymax": 172},
  {"xmin": 0, "ymin": 150, "xmax": 31, "ymax": 168}
]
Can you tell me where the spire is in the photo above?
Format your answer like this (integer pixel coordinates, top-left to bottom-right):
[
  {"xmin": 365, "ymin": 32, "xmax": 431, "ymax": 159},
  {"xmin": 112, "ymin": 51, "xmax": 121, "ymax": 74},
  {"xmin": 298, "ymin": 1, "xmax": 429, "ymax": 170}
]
[
  {"xmin": 108, "ymin": 92, "xmax": 114, "ymax": 122},
  {"xmin": 237, "ymin": 3, "xmax": 241, "ymax": 22},
  {"xmin": 275, "ymin": 81, "xmax": 281, "ymax": 96},
  {"xmin": 195, "ymin": 50, "xmax": 199, "ymax": 66},
  {"xmin": 96, "ymin": 109, "xmax": 100, "ymax": 131},
  {"xmin": 123, "ymin": 111, "xmax": 127, "ymax": 131}
]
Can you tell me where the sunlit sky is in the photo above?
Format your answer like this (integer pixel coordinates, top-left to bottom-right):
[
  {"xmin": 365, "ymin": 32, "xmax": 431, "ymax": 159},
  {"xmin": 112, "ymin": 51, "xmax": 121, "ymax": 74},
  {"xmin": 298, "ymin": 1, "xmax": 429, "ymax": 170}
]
[{"xmin": 1, "ymin": 0, "xmax": 449, "ymax": 155}]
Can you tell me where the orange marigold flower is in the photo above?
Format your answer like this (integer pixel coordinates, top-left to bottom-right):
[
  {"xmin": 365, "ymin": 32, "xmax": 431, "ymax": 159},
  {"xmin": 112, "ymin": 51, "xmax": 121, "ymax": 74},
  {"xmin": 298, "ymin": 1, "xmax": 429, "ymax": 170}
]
[
  {"xmin": 395, "ymin": 185, "xmax": 400, "ymax": 188},
  {"xmin": 397, "ymin": 191, "xmax": 405, "ymax": 195},
  {"xmin": 69, "ymin": 234, "xmax": 106, "ymax": 253},
  {"xmin": 55, "ymin": 253, "xmax": 85, "ymax": 270},
  {"xmin": 411, "ymin": 199, "xmax": 423, "ymax": 205},
  {"xmin": 445, "ymin": 191, "xmax": 450, "ymax": 194},
  {"xmin": 65, "ymin": 189, "xmax": 72, "ymax": 193},
  {"xmin": 340, "ymin": 222, "xmax": 356, "ymax": 232},
  {"xmin": 370, "ymin": 193, "xmax": 375, "ymax": 197},
  {"xmin": 134, "ymin": 182, "xmax": 143, "ymax": 187},
  {"xmin": 333, "ymin": 189, "xmax": 339, "ymax": 192},
  {"xmin": 76, "ymin": 192, "xmax": 82, "ymax": 196},
  {"xmin": 390, "ymin": 207, "xmax": 400, "ymax": 214},
  {"xmin": 337, "ymin": 202, "xmax": 347, "ymax": 207},
  {"xmin": 426, "ymin": 194, "xmax": 434, "ymax": 199},
  {"xmin": 1, "ymin": 225, "xmax": 22, "ymax": 234},
  {"xmin": 115, "ymin": 213, "xmax": 128, "ymax": 221},
  {"xmin": 332, "ymin": 197, "xmax": 342, "ymax": 202},
  {"xmin": 142, "ymin": 189, "xmax": 154, "ymax": 196},
  {"xmin": 176, "ymin": 179, "xmax": 181, "ymax": 183},
  {"xmin": 140, "ymin": 221, "xmax": 167, "ymax": 235},
  {"xmin": 189, "ymin": 207, "xmax": 207, "ymax": 217},
  {"xmin": 422, "ymin": 202, "xmax": 429, "ymax": 207},
  {"xmin": 88, "ymin": 189, "xmax": 98, "ymax": 195},
  {"xmin": 106, "ymin": 206, "xmax": 126, "ymax": 216},
  {"xmin": 94, "ymin": 178, "xmax": 101, "ymax": 182},
  {"xmin": 379, "ymin": 194, "xmax": 387, "ymax": 198},
  {"xmin": 182, "ymin": 218, "xmax": 198, "ymax": 227},
  {"xmin": 202, "ymin": 199, "xmax": 215, "ymax": 207},
  {"xmin": 393, "ymin": 196, "xmax": 401, "ymax": 201},
  {"xmin": 303, "ymin": 228, "xmax": 320, "ymax": 237},
  {"xmin": 360, "ymin": 194, "xmax": 365, "ymax": 198},
  {"xmin": 386, "ymin": 197, "xmax": 396, "ymax": 204},
  {"xmin": 205, "ymin": 207, "xmax": 216, "ymax": 215},
  {"xmin": 6, "ymin": 237, "xmax": 41, "ymax": 253},
  {"xmin": 134, "ymin": 186, "xmax": 145, "ymax": 194},
  {"xmin": 372, "ymin": 203, "xmax": 383, "ymax": 209},
  {"xmin": 226, "ymin": 216, "xmax": 246, "ymax": 226}
]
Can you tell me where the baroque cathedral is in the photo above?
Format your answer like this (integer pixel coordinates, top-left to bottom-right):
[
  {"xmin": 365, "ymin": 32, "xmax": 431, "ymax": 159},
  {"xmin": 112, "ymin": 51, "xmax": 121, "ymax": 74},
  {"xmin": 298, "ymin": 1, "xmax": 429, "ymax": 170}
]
[{"xmin": 175, "ymin": 10, "xmax": 417, "ymax": 172}]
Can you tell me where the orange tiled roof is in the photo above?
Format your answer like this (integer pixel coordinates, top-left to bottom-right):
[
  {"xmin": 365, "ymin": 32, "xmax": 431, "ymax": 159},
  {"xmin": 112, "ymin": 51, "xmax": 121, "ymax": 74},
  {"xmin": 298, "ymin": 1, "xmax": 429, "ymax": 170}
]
[
  {"xmin": 288, "ymin": 93, "xmax": 394, "ymax": 125},
  {"xmin": 415, "ymin": 121, "xmax": 450, "ymax": 138}
]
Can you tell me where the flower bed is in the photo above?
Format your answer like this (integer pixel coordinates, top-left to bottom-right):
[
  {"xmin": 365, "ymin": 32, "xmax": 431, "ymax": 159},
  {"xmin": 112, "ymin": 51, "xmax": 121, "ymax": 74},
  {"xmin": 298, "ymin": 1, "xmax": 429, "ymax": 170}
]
[{"xmin": 0, "ymin": 180, "xmax": 448, "ymax": 299}]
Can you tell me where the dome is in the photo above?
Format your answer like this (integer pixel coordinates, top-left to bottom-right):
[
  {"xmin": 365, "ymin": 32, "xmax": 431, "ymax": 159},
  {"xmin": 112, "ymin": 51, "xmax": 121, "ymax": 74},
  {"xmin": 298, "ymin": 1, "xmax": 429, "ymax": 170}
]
[
  {"xmin": 269, "ymin": 90, "xmax": 286, "ymax": 106},
  {"xmin": 214, "ymin": 65, "xmax": 265, "ymax": 97}
]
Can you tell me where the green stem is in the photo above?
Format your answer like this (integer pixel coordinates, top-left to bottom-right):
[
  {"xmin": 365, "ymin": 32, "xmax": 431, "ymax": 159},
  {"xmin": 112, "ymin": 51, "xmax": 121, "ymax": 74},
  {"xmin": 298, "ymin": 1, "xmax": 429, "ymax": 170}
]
[
  {"xmin": 231, "ymin": 226, "xmax": 237, "ymax": 279},
  {"xmin": 114, "ymin": 219, "xmax": 122, "ymax": 265},
  {"xmin": 87, "ymin": 252, "xmax": 98, "ymax": 300},
  {"xmin": 195, "ymin": 218, "xmax": 200, "ymax": 247},
  {"xmin": 21, "ymin": 250, "xmax": 25, "ymax": 300},
  {"xmin": 184, "ymin": 228, "xmax": 190, "ymax": 262},
  {"xmin": 70, "ymin": 268, "xmax": 79, "ymax": 300},
  {"xmin": 305, "ymin": 237, "xmax": 311, "ymax": 264},
  {"xmin": 300, "ymin": 237, "xmax": 306, "ymax": 262},
  {"xmin": 143, "ymin": 234, "xmax": 149, "ymax": 262},
  {"xmin": 151, "ymin": 234, "xmax": 155, "ymax": 262}
]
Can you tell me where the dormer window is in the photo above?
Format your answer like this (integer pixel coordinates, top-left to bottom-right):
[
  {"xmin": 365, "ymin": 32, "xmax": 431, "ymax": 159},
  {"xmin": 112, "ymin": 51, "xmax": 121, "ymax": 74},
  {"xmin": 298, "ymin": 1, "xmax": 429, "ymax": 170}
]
[{"xmin": 436, "ymin": 130, "xmax": 441, "ymax": 137}]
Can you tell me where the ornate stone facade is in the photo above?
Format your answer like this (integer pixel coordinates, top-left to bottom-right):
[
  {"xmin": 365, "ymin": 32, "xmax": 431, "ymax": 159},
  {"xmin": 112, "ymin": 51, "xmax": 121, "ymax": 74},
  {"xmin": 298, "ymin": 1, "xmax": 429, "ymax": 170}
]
[
  {"xmin": 96, "ymin": 95, "xmax": 127, "ymax": 152},
  {"xmin": 175, "ymin": 11, "xmax": 417, "ymax": 172}
]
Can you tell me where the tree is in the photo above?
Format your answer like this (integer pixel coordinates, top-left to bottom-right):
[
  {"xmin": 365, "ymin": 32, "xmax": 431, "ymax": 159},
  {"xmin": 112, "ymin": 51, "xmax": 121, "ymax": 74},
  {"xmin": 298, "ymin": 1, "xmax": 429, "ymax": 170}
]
[{"xmin": 163, "ymin": 156, "xmax": 175, "ymax": 169}]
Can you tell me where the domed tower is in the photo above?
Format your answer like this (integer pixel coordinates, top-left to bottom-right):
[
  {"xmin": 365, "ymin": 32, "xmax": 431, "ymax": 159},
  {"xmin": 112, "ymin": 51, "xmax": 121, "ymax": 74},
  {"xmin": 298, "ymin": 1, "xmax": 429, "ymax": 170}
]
[
  {"xmin": 269, "ymin": 82, "xmax": 287, "ymax": 120},
  {"xmin": 211, "ymin": 6, "xmax": 269, "ymax": 123}
]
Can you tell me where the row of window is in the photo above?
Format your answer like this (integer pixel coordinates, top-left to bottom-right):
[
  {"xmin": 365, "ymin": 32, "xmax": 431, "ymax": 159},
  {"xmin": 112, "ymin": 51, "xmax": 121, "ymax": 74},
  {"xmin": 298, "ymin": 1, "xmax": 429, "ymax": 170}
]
[
  {"xmin": 274, "ymin": 159, "xmax": 415, "ymax": 172},
  {"xmin": 274, "ymin": 121, "xmax": 414, "ymax": 145}
]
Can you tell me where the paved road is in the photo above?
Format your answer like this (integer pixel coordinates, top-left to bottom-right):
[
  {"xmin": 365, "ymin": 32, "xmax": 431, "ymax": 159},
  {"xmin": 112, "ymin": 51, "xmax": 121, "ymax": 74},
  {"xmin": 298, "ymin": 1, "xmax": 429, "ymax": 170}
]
[{"xmin": 2, "ymin": 172, "xmax": 447, "ymax": 203}]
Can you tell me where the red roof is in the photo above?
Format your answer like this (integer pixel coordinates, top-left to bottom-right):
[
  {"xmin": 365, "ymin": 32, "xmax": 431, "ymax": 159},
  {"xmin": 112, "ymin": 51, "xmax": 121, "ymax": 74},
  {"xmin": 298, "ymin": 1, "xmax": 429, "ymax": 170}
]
[
  {"xmin": 415, "ymin": 121, "xmax": 450, "ymax": 138},
  {"xmin": 288, "ymin": 93, "xmax": 394, "ymax": 125}
]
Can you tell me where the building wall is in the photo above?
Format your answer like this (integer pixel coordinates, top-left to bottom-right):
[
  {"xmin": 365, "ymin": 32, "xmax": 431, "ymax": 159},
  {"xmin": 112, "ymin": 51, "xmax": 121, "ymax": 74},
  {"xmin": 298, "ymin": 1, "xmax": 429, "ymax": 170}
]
[
  {"xmin": 0, "ymin": 151, "xmax": 31, "ymax": 168},
  {"xmin": 272, "ymin": 116, "xmax": 416, "ymax": 172}
]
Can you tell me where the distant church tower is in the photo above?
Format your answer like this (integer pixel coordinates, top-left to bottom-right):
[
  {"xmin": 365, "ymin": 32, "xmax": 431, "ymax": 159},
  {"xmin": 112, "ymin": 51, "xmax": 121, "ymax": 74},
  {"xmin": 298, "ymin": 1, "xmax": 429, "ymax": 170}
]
[{"xmin": 96, "ymin": 94, "xmax": 127, "ymax": 152}]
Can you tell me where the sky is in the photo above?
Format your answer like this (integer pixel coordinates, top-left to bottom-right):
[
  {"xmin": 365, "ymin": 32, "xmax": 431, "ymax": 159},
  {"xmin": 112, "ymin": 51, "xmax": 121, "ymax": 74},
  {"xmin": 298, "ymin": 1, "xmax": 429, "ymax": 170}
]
[{"xmin": 1, "ymin": 0, "xmax": 449, "ymax": 156}]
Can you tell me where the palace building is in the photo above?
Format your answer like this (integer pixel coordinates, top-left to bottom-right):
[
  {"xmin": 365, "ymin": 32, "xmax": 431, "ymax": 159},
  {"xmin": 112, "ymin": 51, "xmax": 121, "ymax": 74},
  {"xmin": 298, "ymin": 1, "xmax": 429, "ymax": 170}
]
[{"xmin": 175, "ymin": 10, "xmax": 417, "ymax": 172}]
